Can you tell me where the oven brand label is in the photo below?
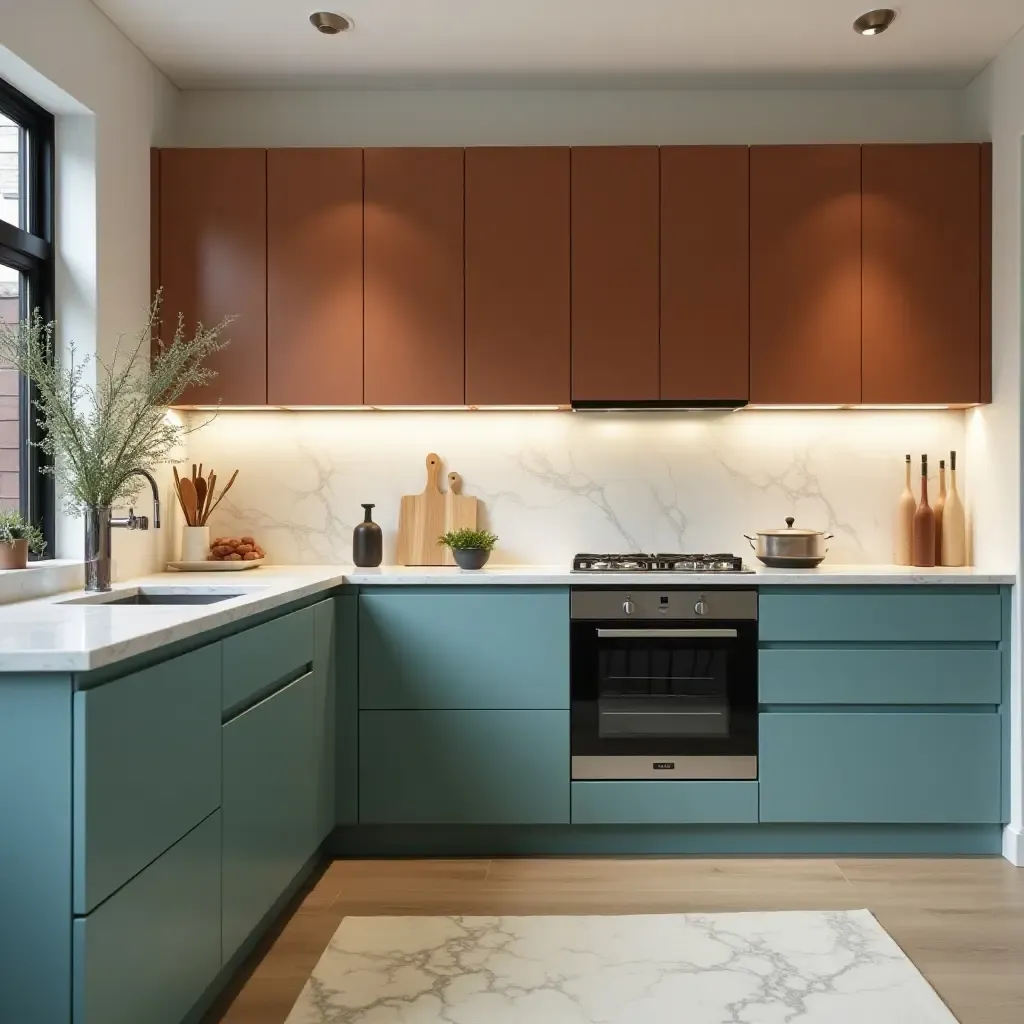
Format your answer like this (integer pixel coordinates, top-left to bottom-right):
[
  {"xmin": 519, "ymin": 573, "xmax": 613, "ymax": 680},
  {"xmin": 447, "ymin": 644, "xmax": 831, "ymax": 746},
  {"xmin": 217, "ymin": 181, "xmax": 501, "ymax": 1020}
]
[{"xmin": 653, "ymin": 762, "xmax": 676, "ymax": 770}]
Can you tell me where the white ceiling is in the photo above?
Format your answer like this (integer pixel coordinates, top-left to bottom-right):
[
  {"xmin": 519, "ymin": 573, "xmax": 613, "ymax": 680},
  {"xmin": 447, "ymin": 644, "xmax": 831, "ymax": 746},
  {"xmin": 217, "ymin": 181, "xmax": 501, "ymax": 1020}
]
[{"xmin": 92, "ymin": 0, "xmax": 1024, "ymax": 89}]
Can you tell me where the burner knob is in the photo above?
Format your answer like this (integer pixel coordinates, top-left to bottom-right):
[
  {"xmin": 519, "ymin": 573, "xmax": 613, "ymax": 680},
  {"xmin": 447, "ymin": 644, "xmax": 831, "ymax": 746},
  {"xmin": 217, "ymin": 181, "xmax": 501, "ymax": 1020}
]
[
  {"xmin": 622, "ymin": 598, "xmax": 635, "ymax": 616},
  {"xmin": 694, "ymin": 598, "xmax": 709, "ymax": 616}
]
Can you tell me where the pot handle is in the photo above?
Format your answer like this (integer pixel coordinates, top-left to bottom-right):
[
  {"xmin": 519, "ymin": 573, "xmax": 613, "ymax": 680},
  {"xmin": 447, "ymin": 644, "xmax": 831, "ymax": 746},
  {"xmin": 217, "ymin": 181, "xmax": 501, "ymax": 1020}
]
[{"xmin": 743, "ymin": 535, "xmax": 757, "ymax": 550}]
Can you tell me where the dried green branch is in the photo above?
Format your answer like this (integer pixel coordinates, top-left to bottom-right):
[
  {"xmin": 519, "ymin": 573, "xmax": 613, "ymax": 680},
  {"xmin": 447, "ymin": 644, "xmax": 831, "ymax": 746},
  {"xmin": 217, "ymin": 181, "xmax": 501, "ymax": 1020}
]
[{"xmin": 0, "ymin": 293, "xmax": 232, "ymax": 514}]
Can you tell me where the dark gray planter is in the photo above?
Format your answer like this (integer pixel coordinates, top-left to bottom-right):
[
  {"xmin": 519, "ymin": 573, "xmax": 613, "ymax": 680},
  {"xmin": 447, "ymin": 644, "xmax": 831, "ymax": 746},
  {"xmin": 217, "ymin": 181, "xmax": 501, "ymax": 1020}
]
[{"xmin": 452, "ymin": 547, "xmax": 490, "ymax": 570}]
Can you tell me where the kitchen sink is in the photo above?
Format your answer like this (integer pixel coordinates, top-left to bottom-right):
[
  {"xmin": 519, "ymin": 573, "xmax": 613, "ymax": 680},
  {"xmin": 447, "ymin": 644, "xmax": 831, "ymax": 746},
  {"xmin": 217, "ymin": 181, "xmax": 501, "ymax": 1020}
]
[{"xmin": 61, "ymin": 587, "xmax": 265, "ymax": 607}]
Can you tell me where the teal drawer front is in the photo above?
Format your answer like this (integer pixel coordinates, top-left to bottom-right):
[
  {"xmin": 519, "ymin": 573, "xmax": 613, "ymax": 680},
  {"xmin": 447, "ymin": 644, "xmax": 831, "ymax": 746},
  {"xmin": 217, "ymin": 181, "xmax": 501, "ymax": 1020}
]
[
  {"xmin": 759, "ymin": 649, "xmax": 1001, "ymax": 705},
  {"xmin": 335, "ymin": 595, "xmax": 359, "ymax": 826},
  {"xmin": 222, "ymin": 604, "xmax": 315, "ymax": 713},
  {"xmin": 759, "ymin": 588, "xmax": 1001, "ymax": 642},
  {"xmin": 73, "ymin": 811, "xmax": 221, "ymax": 1024},
  {"xmin": 359, "ymin": 589, "xmax": 569, "ymax": 710},
  {"xmin": 222, "ymin": 672, "xmax": 320, "ymax": 964},
  {"xmin": 360, "ymin": 710, "xmax": 570, "ymax": 824},
  {"xmin": 759, "ymin": 712, "xmax": 1001, "ymax": 823},
  {"xmin": 73, "ymin": 644, "xmax": 221, "ymax": 914},
  {"xmin": 572, "ymin": 781, "xmax": 758, "ymax": 824}
]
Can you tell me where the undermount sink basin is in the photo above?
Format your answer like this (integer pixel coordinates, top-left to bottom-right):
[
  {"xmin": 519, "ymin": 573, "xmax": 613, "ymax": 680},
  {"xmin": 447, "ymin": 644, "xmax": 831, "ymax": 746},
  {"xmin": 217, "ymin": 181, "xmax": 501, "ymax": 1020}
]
[{"xmin": 61, "ymin": 587, "xmax": 264, "ymax": 607}]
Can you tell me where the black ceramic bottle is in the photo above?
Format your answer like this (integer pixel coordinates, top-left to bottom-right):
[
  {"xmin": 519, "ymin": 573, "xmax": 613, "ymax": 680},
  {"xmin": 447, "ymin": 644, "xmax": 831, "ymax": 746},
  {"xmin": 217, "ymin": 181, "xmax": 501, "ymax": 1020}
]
[{"xmin": 352, "ymin": 504, "xmax": 383, "ymax": 567}]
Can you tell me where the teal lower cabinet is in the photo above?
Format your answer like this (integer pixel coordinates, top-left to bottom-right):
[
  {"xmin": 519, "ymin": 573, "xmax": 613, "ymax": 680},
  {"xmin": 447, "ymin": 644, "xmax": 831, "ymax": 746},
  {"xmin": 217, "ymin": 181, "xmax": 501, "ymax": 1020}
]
[
  {"xmin": 759, "ymin": 712, "xmax": 1002, "ymax": 823},
  {"xmin": 360, "ymin": 710, "xmax": 570, "ymax": 824},
  {"xmin": 571, "ymin": 782, "xmax": 759, "ymax": 825},
  {"xmin": 222, "ymin": 671, "xmax": 322, "ymax": 963},
  {"xmin": 73, "ymin": 811, "xmax": 221, "ymax": 1024}
]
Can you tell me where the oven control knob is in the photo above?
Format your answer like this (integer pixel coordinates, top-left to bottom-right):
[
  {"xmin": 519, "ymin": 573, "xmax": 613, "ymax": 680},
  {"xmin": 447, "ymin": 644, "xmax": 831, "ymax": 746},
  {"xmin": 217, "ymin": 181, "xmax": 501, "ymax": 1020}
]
[
  {"xmin": 694, "ymin": 598, "xmax": 709, "ymax": 616},
  {"xmin": 622, "ymin": 598, "xmax": 635, "ymax": 615}
]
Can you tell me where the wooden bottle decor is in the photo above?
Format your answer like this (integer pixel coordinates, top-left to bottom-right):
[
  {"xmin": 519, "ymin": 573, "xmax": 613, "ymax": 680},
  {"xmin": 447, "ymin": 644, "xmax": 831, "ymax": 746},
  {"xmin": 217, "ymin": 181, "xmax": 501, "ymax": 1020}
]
[
  {"xmin": 911, "ymin": 455, "xmax": 936, "ymax": 567},
  {"xmin": 894, "ymin": 454, "xmax": 915, "ymax": 566},
  {"xmin": 933, "ymin": 459, "xmax": 947, "ymax": 566},
  {"xmin": 941, "ymin": 450, "xmax": 966, "ymax": 566}
]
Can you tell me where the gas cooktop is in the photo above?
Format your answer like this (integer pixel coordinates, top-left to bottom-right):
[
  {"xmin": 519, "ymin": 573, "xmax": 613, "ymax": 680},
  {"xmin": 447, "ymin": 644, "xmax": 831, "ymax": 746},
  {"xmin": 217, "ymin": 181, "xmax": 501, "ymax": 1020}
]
[{"xmin": 572, "ymin": 553, "xmax": 753, "ymax": 573}]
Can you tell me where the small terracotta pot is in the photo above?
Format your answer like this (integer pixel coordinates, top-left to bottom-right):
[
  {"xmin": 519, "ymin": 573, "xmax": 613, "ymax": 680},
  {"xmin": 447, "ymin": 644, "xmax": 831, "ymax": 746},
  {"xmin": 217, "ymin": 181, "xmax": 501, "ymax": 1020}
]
[{"xmin": 0, "ymin": 538, "xmax": 29, "ymax": 570}]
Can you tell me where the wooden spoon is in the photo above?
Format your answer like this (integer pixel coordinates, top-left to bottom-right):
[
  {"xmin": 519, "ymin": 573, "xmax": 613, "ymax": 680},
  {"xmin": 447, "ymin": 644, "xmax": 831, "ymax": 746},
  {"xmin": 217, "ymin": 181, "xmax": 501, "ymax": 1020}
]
[
  {"xmin": 172, "ymin": 466, "xmax": 190, "ymax": 520},
  {"xmin": 194, "ymin": 476, "xmax": 208, "ymax": 524},
  {"xmin": 178, "ymin": 476, "xmax": 198, "ymax": 527}
]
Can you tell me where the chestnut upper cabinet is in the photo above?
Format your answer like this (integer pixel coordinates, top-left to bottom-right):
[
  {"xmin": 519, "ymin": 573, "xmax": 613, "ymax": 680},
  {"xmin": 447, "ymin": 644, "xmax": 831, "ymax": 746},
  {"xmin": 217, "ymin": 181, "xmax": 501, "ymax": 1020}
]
[
  {"xmin": 660, "ymin": 147, "xmax": 749, "ymax": 402},
  {"xmin": 364, "ymin": 148, "xmax": 465, "ymax": 406},
  {"xmin": 862, "ymin": 144, "xmax": 986, "ymax": 405},
  {"xmin": 267, "ymin": 149, "xmax": 363, "ymax": 406},
  {"xmin": 750, "ymin": 146, "xmax": 862, "ymax": 405},
  {"xmin": 157, "ymin": 149, "xmax": 267, "ymax": 406},
  {"xmin": 465, "ymin": 148, "xmax": 571, "ymax": 406},
  {"xmin": 571, "ymin": 147, "xmax": 660, "ymax": 403}
]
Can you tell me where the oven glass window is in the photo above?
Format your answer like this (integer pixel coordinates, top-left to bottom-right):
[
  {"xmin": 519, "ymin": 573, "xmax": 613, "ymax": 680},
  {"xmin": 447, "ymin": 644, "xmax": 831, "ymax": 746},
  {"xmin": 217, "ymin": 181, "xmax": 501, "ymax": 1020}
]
[{"xmin": 597, "ymin": 644, "xmax": 730, "ymax": 739}]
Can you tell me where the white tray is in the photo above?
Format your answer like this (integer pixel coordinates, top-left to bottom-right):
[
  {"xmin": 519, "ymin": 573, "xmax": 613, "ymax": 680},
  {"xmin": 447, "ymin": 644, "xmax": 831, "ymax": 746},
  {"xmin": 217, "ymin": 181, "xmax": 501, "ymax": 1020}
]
[{"xmin": 166, "ymin": 559, "xmax": 265, "ymax": 572}]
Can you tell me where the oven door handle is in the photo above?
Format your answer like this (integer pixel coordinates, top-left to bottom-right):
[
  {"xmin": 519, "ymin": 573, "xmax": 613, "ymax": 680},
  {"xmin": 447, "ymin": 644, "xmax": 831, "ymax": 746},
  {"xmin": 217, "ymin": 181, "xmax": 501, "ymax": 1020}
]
[{"xmin": 595, "ymin": 628, "xmax": 739, "ymax": 639}]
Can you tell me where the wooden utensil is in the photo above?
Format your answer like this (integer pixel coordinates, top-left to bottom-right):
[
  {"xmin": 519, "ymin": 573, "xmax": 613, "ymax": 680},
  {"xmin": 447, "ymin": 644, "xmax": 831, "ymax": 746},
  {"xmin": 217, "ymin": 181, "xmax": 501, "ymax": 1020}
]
[
  {"xmin": 172, "ymin": 466, "xmax": 190, "ymax": 521},
  {"xmin": 194, "ymin": 476, "xmax": 208, "ymax": 525},
  {"xmin": 178, "ymin": 476, "xmax": 198, "ymax": 528},
  {"xmin": 444, "ymin": 471, "xmax": 480, "ymax": 567},
  {"xmin": 397, "ymin": 454, "xmax": 448, "ymax": 566},
  {"xmin": 203, "ymin": 469, "xmax": 239, "ymax": 524},
  {"xmin": 202, "ymin": 471, "xmax": 216, "ymax": 525}
]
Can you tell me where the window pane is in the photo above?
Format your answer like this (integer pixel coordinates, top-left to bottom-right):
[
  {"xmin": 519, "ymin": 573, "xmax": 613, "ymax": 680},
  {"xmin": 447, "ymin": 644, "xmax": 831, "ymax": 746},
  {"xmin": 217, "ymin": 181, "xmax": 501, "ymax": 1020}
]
[
  {"xmin": 0, "ymin": 266, "xmax": 23, "ymax": 511},
  {"xmin": 0, "ymin": 113, "xmax": 22, "ymax": 231}
]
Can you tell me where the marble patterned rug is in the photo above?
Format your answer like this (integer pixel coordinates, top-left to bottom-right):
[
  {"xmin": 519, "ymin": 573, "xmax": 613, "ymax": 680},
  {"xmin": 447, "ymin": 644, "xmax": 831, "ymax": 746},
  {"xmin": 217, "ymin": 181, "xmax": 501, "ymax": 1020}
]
[{"xmin": 284, "ymin": 910, "xmax": 958, "ymax": 1023}]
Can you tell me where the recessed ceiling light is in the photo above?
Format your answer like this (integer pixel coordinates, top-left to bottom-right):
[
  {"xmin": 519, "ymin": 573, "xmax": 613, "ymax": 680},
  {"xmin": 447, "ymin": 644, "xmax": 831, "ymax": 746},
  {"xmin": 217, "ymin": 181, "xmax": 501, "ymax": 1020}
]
[
  {"xmin": 853, "ymin": 9, "xmax": 898, "ymax": 36},
  {"xmin": 309, "ymin": 11, "xmax": 353, "ymax": 35}
]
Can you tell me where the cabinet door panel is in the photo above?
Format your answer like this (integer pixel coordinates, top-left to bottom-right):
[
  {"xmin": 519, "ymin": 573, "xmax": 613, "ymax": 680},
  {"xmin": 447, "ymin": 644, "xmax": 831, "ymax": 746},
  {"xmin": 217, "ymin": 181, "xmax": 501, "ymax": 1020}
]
[
  {"xmin": 364, "ymin": 148, "xmax": 464, "ymax": 405},
  {"xmin": 158, "ymin": 148, "xmax": 267, "ymax": 405},
  {"xmin": 73, "ymin": 812, "xmax": 221, "ymax": 1024},
  {"xmin": 661, "ymin": 147, "xmax": 749, "ymax": 401},
  {"xmin": 359, "ymin": 589, "xmax": 569, "ymax": 710},
  {"xmin": 466, "ymin": 147, "xmax": 570, "ymax": 406},
  {"xmin": 267, "ymin": 149, "xmax": 363, "ymax": 405},
  {"xmin": 571, "ymin": 147, "xmax": 659, "ymax": 402},
  {"xmin": 759, "ymin": 713, "xmax": 1001, "ymax": 823},
  {"xmin": 750, "ymin": 146, "xmax": 861, "ymax": 404},
  {"xmin": 73, "ymin": 644, "xmax": 221, "ymax": 914},
  {"xmin": 862, "ymin": 144, "xmax": 982, "ymax": 404},
  {"xmin": 360, "ymin": 710, "xmax": 570, "ymax": 824},
  {"xmin": 222, "ymin": 673, "xmax": 318, "ymax": 963}
]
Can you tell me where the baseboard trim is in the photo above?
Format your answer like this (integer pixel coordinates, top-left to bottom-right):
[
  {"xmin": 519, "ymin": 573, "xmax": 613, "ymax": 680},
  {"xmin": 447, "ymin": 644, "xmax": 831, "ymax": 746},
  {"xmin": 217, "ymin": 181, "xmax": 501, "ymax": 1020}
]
[
  {"xmin": 329, "ymin": 824, "xmax": 1003, "ymax": 858},
  {"xmin": 1003, "ymin": 824, "xmax": 1024, "ymax": 866}
]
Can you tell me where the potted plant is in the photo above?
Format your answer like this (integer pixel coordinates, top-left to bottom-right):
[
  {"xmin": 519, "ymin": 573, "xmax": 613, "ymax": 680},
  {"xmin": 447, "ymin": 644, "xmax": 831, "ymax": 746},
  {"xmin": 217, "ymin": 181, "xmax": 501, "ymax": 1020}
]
[
  {"xmin": 0, "ymin": 509, "xmax": 46, "ymax": 570},
  {"xmin": 438, "ymin": 528, "xmax": 498, "ymax": 570},
  {"xmin": 0, "ymin": 294, "xmax": 231, "ymax": 590}
]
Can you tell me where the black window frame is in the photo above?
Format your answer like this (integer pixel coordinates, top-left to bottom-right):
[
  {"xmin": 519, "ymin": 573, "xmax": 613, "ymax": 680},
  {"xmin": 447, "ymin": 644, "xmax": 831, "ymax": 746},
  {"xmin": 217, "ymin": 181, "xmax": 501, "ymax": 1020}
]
[{"xmin": 0, "ymin": 76, "xmax": 55, "ymax": 557}]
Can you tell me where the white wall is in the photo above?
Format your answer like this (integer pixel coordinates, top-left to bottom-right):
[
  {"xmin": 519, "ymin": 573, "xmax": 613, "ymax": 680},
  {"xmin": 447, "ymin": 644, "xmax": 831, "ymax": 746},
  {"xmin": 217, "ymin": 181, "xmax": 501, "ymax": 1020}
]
[
  {"xmin": 966, "ymin": 29, "xmax": 1024, "ymax": 864},
  {"xmin": 175, "ymin": 87, "xmax": 974, "ymax": 147},
  {"xmin": 0, "ymin": 0, "xmax": 178, "ymax": 578}
]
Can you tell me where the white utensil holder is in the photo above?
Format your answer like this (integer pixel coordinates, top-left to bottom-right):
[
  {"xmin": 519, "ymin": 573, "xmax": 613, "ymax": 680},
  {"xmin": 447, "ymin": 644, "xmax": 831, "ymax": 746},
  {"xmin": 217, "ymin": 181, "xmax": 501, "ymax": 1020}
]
[{"xmin": 180, "ymin": 525, "xmax": 210, "ymax": 563}]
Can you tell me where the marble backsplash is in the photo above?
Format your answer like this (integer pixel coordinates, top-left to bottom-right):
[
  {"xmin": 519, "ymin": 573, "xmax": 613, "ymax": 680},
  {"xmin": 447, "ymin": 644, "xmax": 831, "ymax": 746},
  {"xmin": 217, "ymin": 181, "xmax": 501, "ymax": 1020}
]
[{"xmin": 181, "ymin": 410, "xmax": 967, "ymax": 566}]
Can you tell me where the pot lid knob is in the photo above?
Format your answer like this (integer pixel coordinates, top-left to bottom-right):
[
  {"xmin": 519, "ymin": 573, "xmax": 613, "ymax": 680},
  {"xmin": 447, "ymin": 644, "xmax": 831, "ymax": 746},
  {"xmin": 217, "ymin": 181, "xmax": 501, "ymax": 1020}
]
[{"xmin": 785, "ymin": 517, "xmax": 795, "ymax": 528}]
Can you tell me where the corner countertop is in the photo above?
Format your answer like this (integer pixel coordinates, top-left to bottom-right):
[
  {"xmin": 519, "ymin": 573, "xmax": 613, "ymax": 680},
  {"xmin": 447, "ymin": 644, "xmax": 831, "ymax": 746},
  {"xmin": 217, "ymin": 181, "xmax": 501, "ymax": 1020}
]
[
  {"xmin": 0, "ymin": 566, "xmax": 349, "ymax": 673},
  {"xmin": 0, "ymin": 563, "xmax": 1013, "ymax": 674}
]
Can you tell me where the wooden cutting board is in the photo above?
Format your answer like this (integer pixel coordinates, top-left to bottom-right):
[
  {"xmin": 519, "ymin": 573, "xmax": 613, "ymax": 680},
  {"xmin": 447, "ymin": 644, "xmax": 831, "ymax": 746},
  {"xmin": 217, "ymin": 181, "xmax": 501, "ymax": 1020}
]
[
  {"xmin": 397, "ymin": 454, "xmax": 448, "ymax": 566},
  {"xmin": 444, "ymin": 472, "xmax": 480, "ymax": 566}
]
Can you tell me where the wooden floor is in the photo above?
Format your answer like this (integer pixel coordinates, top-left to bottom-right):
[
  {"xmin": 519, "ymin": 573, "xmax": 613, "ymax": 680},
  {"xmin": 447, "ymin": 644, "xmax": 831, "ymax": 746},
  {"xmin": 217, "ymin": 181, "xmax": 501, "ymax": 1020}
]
[{"xmin": 207, "ymin": 856, "xmax": 1024, "ymax": 1024}]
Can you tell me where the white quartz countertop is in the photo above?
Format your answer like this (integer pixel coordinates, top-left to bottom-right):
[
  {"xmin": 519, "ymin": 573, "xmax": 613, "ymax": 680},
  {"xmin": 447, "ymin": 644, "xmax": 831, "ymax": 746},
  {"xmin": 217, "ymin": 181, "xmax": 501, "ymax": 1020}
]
[
  {"xmin": 347, "ymin": 564, "xmax": 1015, "ymax": 586},
  {"xmin": 0, "ymin": 566, "xmax": 349, "ymax": 673},
  {"xmin": 0, "ymin": 563, "xmax": 1012, "ymax": 674}
]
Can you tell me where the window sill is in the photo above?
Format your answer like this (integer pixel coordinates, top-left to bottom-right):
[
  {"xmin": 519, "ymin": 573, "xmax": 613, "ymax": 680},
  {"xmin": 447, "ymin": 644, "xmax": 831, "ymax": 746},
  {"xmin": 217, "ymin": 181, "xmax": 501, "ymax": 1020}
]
[{"xmin": 0, "ymin": 559, "xmax": 84, "ymax": 605}]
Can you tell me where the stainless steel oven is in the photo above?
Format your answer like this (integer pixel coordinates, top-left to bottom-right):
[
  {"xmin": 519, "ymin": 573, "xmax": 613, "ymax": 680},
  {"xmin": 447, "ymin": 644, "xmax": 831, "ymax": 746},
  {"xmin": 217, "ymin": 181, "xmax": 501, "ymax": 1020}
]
[{"xmin": 570, "ymin": 589, "xmax": 757, "ymax": 780}]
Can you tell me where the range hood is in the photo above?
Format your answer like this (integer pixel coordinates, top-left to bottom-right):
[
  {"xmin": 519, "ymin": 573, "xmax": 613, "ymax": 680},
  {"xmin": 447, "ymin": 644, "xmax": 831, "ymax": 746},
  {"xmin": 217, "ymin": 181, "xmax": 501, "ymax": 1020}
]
[{"xmin": 571, "ymin": 398, "xmax": 749, "ymax": 412}]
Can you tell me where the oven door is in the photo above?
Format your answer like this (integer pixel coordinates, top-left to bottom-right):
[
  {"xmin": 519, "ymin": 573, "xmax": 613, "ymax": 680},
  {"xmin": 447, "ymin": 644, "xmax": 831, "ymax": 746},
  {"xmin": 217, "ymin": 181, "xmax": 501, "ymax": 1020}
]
[{"xmin": 570, "ymin": 620, "xmax": 757, "ymax": 780}]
